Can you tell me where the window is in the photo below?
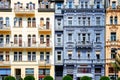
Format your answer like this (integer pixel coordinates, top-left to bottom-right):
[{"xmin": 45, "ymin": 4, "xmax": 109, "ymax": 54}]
[
  {"xmin": 26, "ymin": 68, "xmax": 34, "ymax": 76},
  {"xmin": 40, "ymin": 18, "xmax": 44, "ymax": 27},
  {"xmin": 28, "ymin": 52, "xmax": 36, "ymax": 61},
  {"xmin": 57, "ymin": 3, "xmax": 61, "ymax": 9},
  {"xmin": 6, "ymin": 17, "xmax": 9, "ymax": 27},
  {"xmin": 19, "ymin": 18, "xmax": 22, "ymax": 27},
  {"xmin": 14, "ymin": 52, "xmax": 22, "ymax": 61},
  {"xmin": 28, "ymin": 18, "xmax": 31, "ymax": 27},
  {"xmin": 112, "ymin": 1, "xmax": 116, "ymax": 9},
  {"xmin": 0, "ymin": 17, "xmax": 3, "ymax": 28},
  {"xmin": 46, "ymin": 18, "xmax": 50, "ymax": 29},
  {"xmin": 111, "ymin": 49, "xmax": 116, "ymax": 59},
  {"xmin": 82, "ymin": 34, "xmax": 86, "ymax": 43},
  {"xmin": 32, "ymin": 35, "xmax": 36, "ymax": 44},
  {"xmin": 114, "ymin": 16, "xmax": 117, "ymax": 24},
  {"xmin": 14, "ymin": 35, "xmax": 17, "ymax": 44},
  {"xmin": 57, "ymin": 51, "xmax": 61, "ymax": 61},
  {"xmin": 68, "ymin": 34, "xmax": 72, "ymax": 41},
  {"xmin": 88, "ymin": 34, "xmax": 90, "ymax": 41},
  {"xmin": 6, "ymin": 35, "xmax": 9, "ymax": 44},
  {"xmin": 6, "ymin": 52, "xmax": 9, "ymax": 61},
  {"xmin": 77, "ymin": 68, "xmax": 91, "ymax": 73},
  {"xmin": 78, "ymin": 34, "xmax": 80, "ymax": 41},
  {"xmin": 87, "ymin": 51, "xmax": 90, "ymax": 59},
  {"xmin": 68, "ymin": 51, "xmax": 72, "ymax": 59},
  {"xmin": 68, "ymin": 1, "xmax": 72, "ymax": 8},
  {"xmin": 39, "ymin": 69, "xmax": 50, "ymax": 75},
  {"xmin": 57, "ymin": 19, "xmax": 61, "ymax": 28},
  {"xmin": 40, "ymin": 52, "xmax": 44, "ymax": 61},
  {"xmin": 78, "ymin": 51, "xmax": 80, "ymax": 58},
  {"xmin": 111, "ymin": 32, "xmax": 116, "ymax": 41},
  {"xmin": 46, "ymin": 52, "xmax": 50, "ymax": 63},
  {"xmin": 83, "ymin": 17, "xmax": 86, "ymax": 26},
  {"xmin": 81, "ymin": 2, "xmax": 83, "ymax": 8},
  {"xmin": 68, "ymin": 17, "xmax": 72, "ymax": 26},
  {"xmin": 78, "ymin": 17, "xmax": 81, "ymax": 25},
  {"xmin": 96, "ymin": 2, "xmax": 100, "ymax": 9},
  {"xmin": 57, "ymin": 34, "xmax": 61, "ymax": 44},
  {"xmin": 0, "ymin": 52, "xmax": 3, "ymax": 61},
  {"xmin": 19, "ymin": 35, "xmax": 22, "ymax": 47},
  {"xmin": 96, "ymin": 17, "xmax": 100, "ymax": 25},
  {"xmin": 85, "ymin": 2, "xmax": 88, "ymax": 8},
  {"xmin": 46, "ymin": 35, "xmax": 50, "ymax": 47},
  {"xmin": 96, "ymin": 51, "xmax": 100, "ymax": 59},
  {"xmin": 28, "ymin": 35, "xmax": 31, "ymax": 47},
  {"xmin": 110, "ymin": 16, "xmax": 113, "ymax": 24},
  {"xmin": 0, "ymin": 35, "xmax": 3, "ymax": 45},
  {"xmin": 88, "ymin": 17, "xmax": 90, "ymax": 26},
  {"xmin": 32, "ymin": 18, "xmax": 36, "ymax": 27},
  {"xmin": 96, "ymin": 33, "xmax": 100, "ymax": 42},
  {"xmin": 40, "ymin": 35, "xmax": 44, "ymax": 44},
  {"xmin": 95, "ymin": 68, "xmax": 101, "ymax": 73}
]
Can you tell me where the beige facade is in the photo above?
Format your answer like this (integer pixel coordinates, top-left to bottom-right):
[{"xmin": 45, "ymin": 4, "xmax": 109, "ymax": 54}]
[
  {"xmin": 106, "ymin": 0, "xmax": 120, "ymax": 79},
  {"xmin": 0, "ymin": 0, "xmax": 54, "ymax": 80}
]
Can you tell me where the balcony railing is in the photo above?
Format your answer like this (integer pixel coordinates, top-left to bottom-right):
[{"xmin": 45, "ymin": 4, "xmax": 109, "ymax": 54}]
[
  {"xmin": 76, "ymin": 41, "xmax": 93, "ymax": 48},
  {"xmin": 0, "ymin": 61, "xmax": 10, "ymax": 66},
  {"xmin": 106, "ymin": 40, "xmax": 120, "ymax": 46},
  {"xmin": 64, "ymin": 59, "xmax": 105, "ymax": 64},
  {"xmin": 0, "ymin": 25, "xmax": 10, "ymax": 30},
  {"xmin": 38, "ymin": 60, "xmax": 51, "ymax": 66}
]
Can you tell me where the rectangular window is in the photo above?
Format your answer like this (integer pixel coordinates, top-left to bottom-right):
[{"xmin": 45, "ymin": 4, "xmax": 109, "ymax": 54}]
[
  {"xmin": 111, "ymin": 49, "xmax": 116, "ymax": 59},
  {"xmin": 78, "ymin": 34, "xmax": 80, "ymax": 41},
  {"xmin": 111, "ymin": 32, "xmax": 116, "ymax": 41},
  {"xmin": 68, "ymin": 34, "xmax": 72, "ymax": 41},
  {"xmin": 88, "ymin": 17, "xmax": 90, "ymax": 26},
  {"xmin": 95, "ymin": 68, "xmax": 101, "ymax": 73},
  {"xmin": 83, "ymin": 17, "xmax": 86, "ymax": 26},
  {"xmin": 68, "ymin": 51, "xmax": 72, "ymax": 59},
  {"xmin": 26, "ymin": 68, "xmax": 34, "ymax": 76},
  {"xmin": 14, "ymin": 52, "xmax": 22, "ymax": 61},
  {"xmin": 46, "ymin": 52, "xmax": 50, "ymax": 63},
  {"xmin": 68, "ymin": 17, "xmax": 72, "ymax": 26},
  {"xmin": 82, "ymin": 34, "xmax": 86, "ymax": 43},
  {"xmin": 96, "ymin": 51, "xmax": 100, "ymax": 59},
  {"xmin": 85, "ymin": 2, "xmax": 88, "ymax": 8},
  {"xmin": 96, "ymin": 17, "xmax": 100, "ymax": 26},
  {"xmin": 40, "ymin": 52, "xmax": 44, "ymax": 61},
  {"xmin": 57, "ymin": 3, "xmax": 61, "ymax": 9},
  {"xmin": 57, "ymin": 19, "xmax": 61, "ymax": 29},
  {"xmin": 96, "ymin": 33, "xmax": 100, "ymax": 42},
  {"xmin": 78, "ymin": 17, "xmax": 81, "ymax": 25},
  {"xmin": 0, "ymin": 35, "xmax": 3, "ymax": 45},
  {"xmin": 81, "ymin": 2, "xmax": 83, "ymax": 8},
  {"xmin": 69, "ymin": 2, "xmax": 72, "ymax": 8},
  {"xmin": 78, "ymin": 51, "xmax": 80, "ymax": 59},
  {"xmin": 39, "ymin": 69, "xmax": 50, "ymax": 75},
  {"xmin": 96, "ymin": 2, "xmax": 100, "ymax": 9},
  {"xmin": 28, "ymin": 52, "xmax": 36, "ymax": 61},
  {"xmin": 57, "ymin": 51, "xmax": 61, "ymax": 61},
  {"xmin": 87, "ymin": 51, "xmax": 90, "ymax": 59},
  {"xmin": 6, "ymin": 52, "xmax": 9, "ymax": 61},
  {"xmin": 0, "ymin": 52, "xmax": 3, "ymax": 61},
  {"xmin": 77, "ymin": 68, "xmax": 91, "ymax": 73},
  {"xmin": 112, "ymin": 1, "xmax": 116, "ymax": 9}
]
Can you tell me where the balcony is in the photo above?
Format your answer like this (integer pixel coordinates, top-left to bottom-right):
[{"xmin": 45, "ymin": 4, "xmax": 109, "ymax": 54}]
[
  {"xmin": 55, "ymin": 43, "xmax": 63, "ymax": 48},
  {"xmin": 0, "ymin": 25, "xmax": 11, "ymax": 34},
  {"xmin": 14, "ymin": 7, "xmax": 35, "ymax": 17},
  {"xmin": 106, "ymin": 6, "xmax": 120, "ymax": 13},
  {"xmin": 38, "ymin": 60, "xmax": 51, "ymax": 66},
  {"xmin": 106, "ymin": 40, "xmax": 120, "ymax": 47},
  {"xmin": 0, "ymin": 42, "xmax": 52, "ymax": 51},
  {"xmin": 0, "ymin": 61, "xmax": 10, "ymax": 66},
  {"xmin": 64, "ymin": 59, "xmax": 105, "ymax": 65},
  {"xmin": 76, "ymin": 41, "xmax": 93, "ymax": 48},
  {"xmin": 38, "ymin": 26, "xmax": 51, "ymax": 34},
  {"xmin": 55, "ymin": 26, "xmax": 63, "ymax": 31},
  {"xmin": 0, "ymin": 1, "xmax": 12, "ymax": 12}
]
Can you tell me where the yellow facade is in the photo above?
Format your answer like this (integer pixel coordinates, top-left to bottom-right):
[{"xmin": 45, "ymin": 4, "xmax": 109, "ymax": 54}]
[
  {"xmin": 0, "ymin": 0, "xmax": 54, "ymax": 80},
  {"xmin": 106, "ymin": 0, "xmax": 120, "ymax": 78}
]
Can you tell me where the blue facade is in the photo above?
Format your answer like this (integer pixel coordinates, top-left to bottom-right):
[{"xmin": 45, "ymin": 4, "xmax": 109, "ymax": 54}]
[{"xmin": 55, "ymin": 0, "xmax": 105, "ymax": 80}]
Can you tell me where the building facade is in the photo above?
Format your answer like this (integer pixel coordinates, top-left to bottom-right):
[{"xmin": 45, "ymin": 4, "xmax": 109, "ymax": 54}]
[
  {"xmin": 61, "ymin": 0, "xmax": 105, "ymax": 80},
  {"xmin": 0, "ymin": 0, "xmax": 54, "ymax": 80},
  {"xmin": 106, "ymin": 0, "xmax": 120, "ymax": 79}
]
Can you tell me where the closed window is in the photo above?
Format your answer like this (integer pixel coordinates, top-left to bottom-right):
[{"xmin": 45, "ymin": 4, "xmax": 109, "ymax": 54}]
[
  {"xmin": 96, "ymin": 33, "xmax": 100, "ymax": 42},
  {"xmin": 28, "ymin": 52, "xmax": 36, "ymax": 61},
  {"xmin": 112, "ymin": 1, "xmax": 116, "ymax": 9},
  {"xmin": 110, "ymin": 16, "xmax": 113, "ymax": 24},
  {"xmin": 68, "ymin": 17, "xmax": 72, "ymax": 26},
  {"xmin": 114, "ymin": 16, "xmax": 117, "ymax": 24},
  {"xmin": 14, "ymin": 52, "xmax": 22, "ymax": 61},
  {"xmin": 96, "ymin": 51, "xmax": 100, "ymax": 59},
  {"xmin": 26, "ymin": 68, "xmax": 34, "ymax": 76},
  {"xmin": 57, "ymin": 51, "xmax": 61, "ymax": 61},
  {"xmin": 96, "ymin": 17, "xmax": 100, "ymax": 25},
  {"xmin": 68, "ymin": 34, "xmax": 72, "ymax": 41},
  {"xmin": 40, "ymin": 52, "xmax": 44, "ymax": 61},
  {"xmin": 111, "ymin": 32, "xmax": 116, "ymax": 41}
]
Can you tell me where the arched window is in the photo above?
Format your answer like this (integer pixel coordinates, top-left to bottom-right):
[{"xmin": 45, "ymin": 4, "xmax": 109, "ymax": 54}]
[
  {"xmin": 6, "ymin": 35, "xmax": 10, "ymax": 44},
  {"xmin": 0, "ymin": 17, "xmax": 3, "ymax": 28},
  {"xmin": 40, "ymin": 18, "xmax": 44, "ymax": 27},
  {"xmin": 19, "ymin": 18, "xmax": 22, "ymax": 27},
  {"xmin": 110, "ymin": 16, "xmax": 113, "ymax": 24},
  {"xmin": 28, "ymin": 18, "xmax": 31, "ymax": 27},
  {"xmin": 32, "ymin": 35, "xmax": 36, "ymax": 44},
  {"xmin": 19, "ymin": 35, "xmax": 22, "ymax": 46},
  {"xmin": 6, "ymin": 17, "xmax": 9, "ymax": 27},
  {"xmin": 114, "ymin": 16, "xmax": 117, "ymax": 24},
  {"xmin": 32, "ymin": 18, "xmax": 36, "ymax": 27},
  {"xmin": 46, "ymin": 18, "xmax": 50, "ymax": 29},
  {"xmin": 14, "ymin": 35, "xmax": 17, "ymax": 44},
  {"xmin": 28, "ymin": 35, "xmax": 31, "ymax": 47},
  {"xmin": 40, "ymin": 35, "xmax": 44, "ymax": 44}
]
